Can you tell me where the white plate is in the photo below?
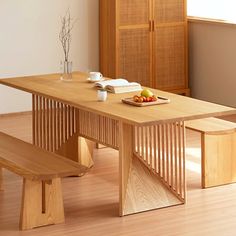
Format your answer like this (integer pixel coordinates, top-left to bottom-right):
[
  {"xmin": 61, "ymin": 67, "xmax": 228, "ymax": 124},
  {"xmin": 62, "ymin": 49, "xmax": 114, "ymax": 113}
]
[{"xmin": 87, "ymin": 78, "xmax": 105, "ymax": 83}]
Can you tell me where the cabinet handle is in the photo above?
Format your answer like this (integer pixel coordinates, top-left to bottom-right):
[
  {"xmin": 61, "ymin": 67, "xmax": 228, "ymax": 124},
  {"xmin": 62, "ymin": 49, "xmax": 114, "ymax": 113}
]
[
  {"xmin": 149, "ymin": 20, "xmax": 152, "ymax": 32},
  {"xmin": 149, "ymin": 20, "xmax": 155, "ymax": 32}
]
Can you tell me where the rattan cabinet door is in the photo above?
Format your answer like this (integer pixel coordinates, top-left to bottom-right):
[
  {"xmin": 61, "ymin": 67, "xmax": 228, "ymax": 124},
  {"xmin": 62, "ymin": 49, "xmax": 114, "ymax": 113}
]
[
  {"xmin": 118, "ymin": 28, "xmax": 152, "ymax": 87},
  {"xmin": 119, "ymin": 0, "xmax": 151, "ymax": 26},
  {"xmin": 153, "ymin": 0, "xmax": 185, "ymax": 23},
  {"xmin": 154, "ymin": 25, "xmax": 186, "ymax": 90},
  {"xmin": 153, "ymin": 0, "xmax": 187, "ymax": 90}
]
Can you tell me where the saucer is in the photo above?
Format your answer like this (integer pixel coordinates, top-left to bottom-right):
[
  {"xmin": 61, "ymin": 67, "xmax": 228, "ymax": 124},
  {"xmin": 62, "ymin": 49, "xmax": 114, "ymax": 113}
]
[{"xmin": 87, "ymin": 78, "xmax": 104, "ymax": 83}]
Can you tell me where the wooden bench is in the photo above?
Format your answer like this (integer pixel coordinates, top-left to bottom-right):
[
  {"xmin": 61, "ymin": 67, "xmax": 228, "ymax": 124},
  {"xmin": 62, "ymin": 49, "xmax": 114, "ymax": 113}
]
[
  {"xmin": 0, "ymin": 132, "xmax": 87, "ymax": 230},
  {"xmin": 185, "ymin": 117, "xmax": 236, "ymax": 188}
]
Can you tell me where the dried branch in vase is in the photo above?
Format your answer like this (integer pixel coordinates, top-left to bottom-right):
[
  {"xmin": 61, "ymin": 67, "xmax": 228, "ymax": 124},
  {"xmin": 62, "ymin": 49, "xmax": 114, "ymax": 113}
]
[{"xmin": 59, "ymin": 10, "xmax": 76, "ymax": 62}]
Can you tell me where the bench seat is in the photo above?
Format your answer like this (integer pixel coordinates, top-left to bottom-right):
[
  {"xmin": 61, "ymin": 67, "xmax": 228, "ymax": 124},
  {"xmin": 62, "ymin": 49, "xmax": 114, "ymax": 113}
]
[
  {"xmin": 185, "ymin": 117, "xmax": 236, "ymax": 188},
  {"xmin": 0, "ymin": 132, "xmax": 87, "ymax": 230}
]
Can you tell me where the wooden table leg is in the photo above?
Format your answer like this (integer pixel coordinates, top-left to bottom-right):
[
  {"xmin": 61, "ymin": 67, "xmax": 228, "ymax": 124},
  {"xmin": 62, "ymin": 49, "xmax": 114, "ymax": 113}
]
[
  {"xmin": 119, "ymin": 121, "xmax": 186, "ymax": 216},
  {"xmin": 56, "ymin": 135, "xmax": 94, "ymax": 173}
]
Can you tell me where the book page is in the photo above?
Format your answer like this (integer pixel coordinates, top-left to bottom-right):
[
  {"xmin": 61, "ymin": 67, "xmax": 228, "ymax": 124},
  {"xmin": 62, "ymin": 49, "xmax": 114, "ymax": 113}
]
[{"xmin": 94, "ymin": 78, "xmax": 129, "ymax": 88}]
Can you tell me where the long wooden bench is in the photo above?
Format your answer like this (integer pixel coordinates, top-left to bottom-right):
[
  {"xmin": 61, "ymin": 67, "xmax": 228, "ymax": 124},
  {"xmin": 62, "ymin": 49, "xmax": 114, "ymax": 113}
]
[
  {"xmin": 0, "ymin": 132, "xmax": 87, "ymax": 230},
  {"xmin": 185, "ymin": 117, "xmax": 236, "ymax": 188}
]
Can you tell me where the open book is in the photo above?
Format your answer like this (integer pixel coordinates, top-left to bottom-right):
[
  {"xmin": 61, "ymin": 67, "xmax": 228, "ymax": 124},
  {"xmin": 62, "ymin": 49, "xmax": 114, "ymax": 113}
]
[{"xmin": 94, "ymin": 78, "xmax": 142, "ymax": 93}]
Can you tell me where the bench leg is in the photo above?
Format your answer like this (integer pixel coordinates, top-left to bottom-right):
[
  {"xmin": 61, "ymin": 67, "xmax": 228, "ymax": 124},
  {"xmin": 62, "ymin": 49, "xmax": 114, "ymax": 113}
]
[
  {"xmin": 0, "ymin": 167, "xmax": 3, "ymax": 191},
  {"xmin": 20, "ymin": 178, "xmax": 64, "ymax": 230},
  {"xmin": 202, "ymin": 132, "xmax": 236, "ymax": 188}
]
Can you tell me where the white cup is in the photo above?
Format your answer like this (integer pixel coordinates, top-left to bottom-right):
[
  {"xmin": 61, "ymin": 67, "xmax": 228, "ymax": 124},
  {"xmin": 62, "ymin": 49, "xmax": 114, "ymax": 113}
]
[
  {"xmin": 89, "ymin": 72, "xmax": 103, "ymax": 81},
  {"xmin": 97, "ymin": 90, "xmax": 107, "ymax": 102}
]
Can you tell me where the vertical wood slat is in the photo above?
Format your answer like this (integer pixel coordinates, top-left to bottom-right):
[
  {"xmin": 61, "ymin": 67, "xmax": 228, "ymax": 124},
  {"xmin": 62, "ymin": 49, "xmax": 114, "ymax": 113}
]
[
  {"xmin": 174, "ymin": 122, "xmax": 178, "ymax": 193},
  {"xmin": 178, "ymin": 121, "xmax": 182, "ymax": 197},
  {"xmin": 133, "ymin": 122, "xmax": 186, "ymax": 202},
  {"xmin": 49, "ymin": 100, "xmax": 53, "ymax": 152},
  {"xmin": 46, "ymin": 98, "xmax": 50, "ymax": 151},
  {"xmin": 61, "ymin": 103, "xmax": 64, "ymax": 144},
  {"xmin": 145, "ymin": 126, "xmax": 148, "ymax": 163},
  {"xmin": 56, "ymin": 102, "xmax": 61, "ymax": 149},
  {"xmin": 166, "ymin": 124, "xmax": 169, "ymax": 184},
  {"xmin": 42, "ymin": 97, "xmax": 46, "ymax": 150},
  {"xmin": 32, "ymin": 94, "xmax": 36, "ymax": 145},
  {"xmin": 154, "ymin": 125, "xmax": 157, "ymax": 173},
  {"xmin": 170, "ymin": 123, "xmax": 173, "ymax": 187},
  {"xmin": 161, "ymin": 124, "xmax": 165, "ymax": 180},
  {"xmin": 39, "ymin": 96, "xmax": 42, "ymax": 149},
  {"xmin": 150, "ymin": 126, "xmax": 153, "ymax": 170},
  {"xmin": 181, "ymin": 121, "xmax": 186, "ymax": 200}
]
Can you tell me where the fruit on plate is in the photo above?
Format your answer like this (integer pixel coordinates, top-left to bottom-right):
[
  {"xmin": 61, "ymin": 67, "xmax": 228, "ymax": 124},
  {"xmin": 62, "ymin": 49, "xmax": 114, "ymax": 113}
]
[
  {"xmin": 133, "ymin": 95, "xmax": 139, "ymax": 102},
  {"xmin": 132, "ymin": 89, "xmax": 157, "ymax": 103},
  {"xmin": 132, "ymin": 94, "xmax": 158, "ymax": 103},
  {"xmin": 141, "ymin": 89, "xmax": 153, "ymax": 98}
]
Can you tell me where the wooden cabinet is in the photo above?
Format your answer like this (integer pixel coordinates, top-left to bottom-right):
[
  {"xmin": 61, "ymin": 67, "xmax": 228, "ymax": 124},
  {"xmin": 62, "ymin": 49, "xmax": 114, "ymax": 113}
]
[{"xmin": 100, "ymin": 0, "xmax": 189, "ymax": 95}]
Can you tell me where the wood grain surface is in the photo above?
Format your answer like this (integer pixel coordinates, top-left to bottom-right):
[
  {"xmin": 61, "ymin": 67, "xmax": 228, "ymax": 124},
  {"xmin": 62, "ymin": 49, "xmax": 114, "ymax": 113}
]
[
  {"xmin": 185, "ymin": 117, "xmax": 236, "ymax": 134},
  {"xmin": 0, "ymin": 72, "xmax": 235, "ymax": 125},
  {"xmin": 0, "ymin": 132, "xmax": 87, "ymax": 181}
]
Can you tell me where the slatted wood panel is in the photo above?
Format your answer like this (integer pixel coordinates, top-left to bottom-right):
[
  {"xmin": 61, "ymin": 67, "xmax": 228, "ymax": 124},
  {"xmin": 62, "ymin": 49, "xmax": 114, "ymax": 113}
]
[
  {"xmin": 154, "ymin": 0, "xmax": 185, "ymax": 23},
  {"xmin": 32, "ymin": 95, "xmax": 77, "ymax": 152},
  {"xmin": 154, "ymin": 25, "xmax": 186, "ymax": 89},
  {"xmin": 33, "ymin": 94, "xmax": 119, "ymax": 151},
  {"xmin": 78, "ymin": 110, "xmax": 119, "ymax": 150},
  {"xmin": 119, "ymin": 0, "xmax": 150, "ymax": 26},
  {"xmin": 118, "ymin": 28, "xmax": 151, "ymax": 86},
  {"xmin": 134, "ymin": 121, "xmax": 186, "ymax": 202}
]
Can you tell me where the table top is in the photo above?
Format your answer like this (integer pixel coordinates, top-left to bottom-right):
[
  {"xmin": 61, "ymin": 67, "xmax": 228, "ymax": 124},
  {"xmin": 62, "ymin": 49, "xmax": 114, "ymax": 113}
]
[{"xmin": 1, "ymin": 72, "xmax": 235, "ymax": 125}]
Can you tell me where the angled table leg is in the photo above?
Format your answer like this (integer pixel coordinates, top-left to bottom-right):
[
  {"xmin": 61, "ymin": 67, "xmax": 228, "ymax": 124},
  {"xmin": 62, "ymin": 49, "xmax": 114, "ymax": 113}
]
[
  {"xmin": 119, "ymin": 121, "xmax": 186, "ymax": 216},
  {"xmin": 55, "ymin": 134, "xmax": 94, "ymax": 169}
]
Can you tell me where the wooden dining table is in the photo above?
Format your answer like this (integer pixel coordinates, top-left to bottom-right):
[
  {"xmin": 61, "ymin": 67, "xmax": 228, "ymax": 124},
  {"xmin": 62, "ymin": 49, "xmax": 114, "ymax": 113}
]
[{"xmin": 0, "ymin": 71, "xmax": 235, "ymax": 216}]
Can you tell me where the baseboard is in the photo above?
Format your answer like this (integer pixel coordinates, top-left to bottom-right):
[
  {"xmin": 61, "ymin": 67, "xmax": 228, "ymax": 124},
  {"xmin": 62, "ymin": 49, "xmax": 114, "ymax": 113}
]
[{"xmin": 0, "ymin": 111, "xmax": 32, "ymax": 117}]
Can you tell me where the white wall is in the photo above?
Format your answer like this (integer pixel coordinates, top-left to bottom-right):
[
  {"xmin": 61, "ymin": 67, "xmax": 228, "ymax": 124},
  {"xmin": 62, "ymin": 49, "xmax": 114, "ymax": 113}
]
[
  {"xmin": 0, "ymin": 0, "xmax": 99, "ymax": 114},
  {"xmin": 2, "ymin": 5, "xmax": 235, "ymax": 114},
  {"xmin": 189, "ymin": 21, "xmax": 236, "ymax": 108}
]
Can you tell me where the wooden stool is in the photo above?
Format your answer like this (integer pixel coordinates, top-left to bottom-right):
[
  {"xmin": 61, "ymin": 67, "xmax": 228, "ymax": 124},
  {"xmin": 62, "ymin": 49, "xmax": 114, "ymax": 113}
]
[
  {"xmin": 186, "ymin": 118, "xmax": 236, "ymax": 188},
  {"xmin": 0, "ymin": 132, "xmax": 87, "ymax": 230}
]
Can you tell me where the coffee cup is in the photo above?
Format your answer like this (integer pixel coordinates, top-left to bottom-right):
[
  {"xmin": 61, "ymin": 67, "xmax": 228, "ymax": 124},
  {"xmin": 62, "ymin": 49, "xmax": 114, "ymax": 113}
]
[
  {"xmin": 89, "ymin": 72, "xmax": 103, "ymax": 81},
  {"xmin": 97, "ymin": 90, "xmax": 107, "ymax": 102}
]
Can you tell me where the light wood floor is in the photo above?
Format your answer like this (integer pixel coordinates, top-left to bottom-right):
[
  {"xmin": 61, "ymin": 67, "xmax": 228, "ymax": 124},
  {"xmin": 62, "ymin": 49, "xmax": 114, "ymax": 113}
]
[{"xmin": 0, "ymin": 113, "xmax": 236, "ymax": 236}]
